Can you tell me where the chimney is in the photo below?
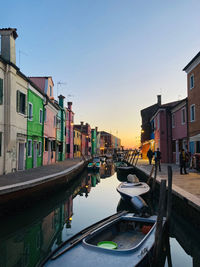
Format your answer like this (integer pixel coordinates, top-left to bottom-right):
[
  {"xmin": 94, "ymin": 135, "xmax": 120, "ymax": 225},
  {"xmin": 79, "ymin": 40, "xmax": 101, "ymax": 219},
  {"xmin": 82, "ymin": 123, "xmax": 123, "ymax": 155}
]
[
  {"xmin": 0, "ymin": 28, "xmax": 18, "ymax": 64},
  {"xmin": 58, "ymin": 94, "xmax": 65, "ymax": 108},
  {"xmin": 80, "ymin": 121, "xmax": 84, "ymax": 132},
  {"xmin": 67, "ymin": 101, "xmax": 72, "ymax": 110},
  {"xmin": 157, "ymin": 95, "xmax": 161, "ymax": 106}
]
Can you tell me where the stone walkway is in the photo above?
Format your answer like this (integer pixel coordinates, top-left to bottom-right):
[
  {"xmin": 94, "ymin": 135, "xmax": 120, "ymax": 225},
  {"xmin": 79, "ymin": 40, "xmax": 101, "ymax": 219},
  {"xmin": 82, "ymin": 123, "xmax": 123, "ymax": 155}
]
[
  {"xmin": 135, "ymin": 158, "xmax": 200, "ymax": 209},
  {"xmin": 0, "ymin": 158, "xmax": 83, "ymax": 187}
]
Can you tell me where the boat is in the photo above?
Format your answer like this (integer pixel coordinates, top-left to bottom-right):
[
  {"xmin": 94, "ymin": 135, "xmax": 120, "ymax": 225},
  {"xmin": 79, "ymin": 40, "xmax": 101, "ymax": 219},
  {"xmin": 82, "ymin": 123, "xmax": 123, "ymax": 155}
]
[
  {"xmin": 43, "ymin": 211, "xmax": 163, "ymax": 267},
  {"xmin": 117, "ymin": 175, "xmax": 150, "ymax": 212},
  {"xmin": 114, "ymin": 162, "xmax": 128, "ymax": 168}
]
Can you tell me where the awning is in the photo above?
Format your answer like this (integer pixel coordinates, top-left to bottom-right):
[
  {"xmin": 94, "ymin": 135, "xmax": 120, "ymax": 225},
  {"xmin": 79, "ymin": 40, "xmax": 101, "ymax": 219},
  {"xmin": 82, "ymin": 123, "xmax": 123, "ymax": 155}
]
[{"xmin": 189, "ymin": 134, "xmax": 200, "ymax": 142}]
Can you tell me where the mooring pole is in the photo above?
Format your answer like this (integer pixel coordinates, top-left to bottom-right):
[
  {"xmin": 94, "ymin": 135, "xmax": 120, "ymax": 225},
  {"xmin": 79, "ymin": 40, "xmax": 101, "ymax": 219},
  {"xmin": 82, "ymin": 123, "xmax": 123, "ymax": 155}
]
[
  {"xmin": 134, "ymin": 153, "xmax": 139, "ymax": 166},
  {"xmin": 147, "ymin": 165, "xmax": 154, "ymax": 185},
  {"xmin": 167, "ymin": 166, "xmax": 172, "ymax": 223},
  {"xmin": 153, "ymin": 179, "xmax": 166, "ymax": 265},
  {"xmin": 152, "ymin": 164, "xmax": 157, "ymax": 193}
]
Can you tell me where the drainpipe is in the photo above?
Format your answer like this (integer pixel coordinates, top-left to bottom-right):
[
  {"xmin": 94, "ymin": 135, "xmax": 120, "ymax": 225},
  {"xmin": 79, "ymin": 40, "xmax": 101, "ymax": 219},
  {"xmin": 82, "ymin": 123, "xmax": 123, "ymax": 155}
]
[
  {"xmin": 42, "ymin": 97, "xmax": 48, "ymax": 166},
  {"xmin": 3, "ymin": 64, "xmax": 9, "ymax": 174}
]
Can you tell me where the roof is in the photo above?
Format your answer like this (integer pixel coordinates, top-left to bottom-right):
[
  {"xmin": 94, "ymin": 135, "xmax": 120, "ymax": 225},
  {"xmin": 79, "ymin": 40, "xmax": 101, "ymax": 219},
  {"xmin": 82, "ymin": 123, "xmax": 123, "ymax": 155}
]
[{"xmin": 183, "ymin": 51, "xmax": 200, "ymax": 71}]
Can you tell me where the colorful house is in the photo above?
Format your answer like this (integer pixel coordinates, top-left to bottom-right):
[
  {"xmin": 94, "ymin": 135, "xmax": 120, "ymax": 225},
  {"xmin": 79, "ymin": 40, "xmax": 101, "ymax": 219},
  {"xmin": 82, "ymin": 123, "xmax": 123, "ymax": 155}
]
[
  {"xmin": 65, "ymin": 102, "xmax": 74, "ymax": 159},
  {"xmin": 56, "ymin": 95, "xmax": 66, "ymax": 161},
  {"xmin": 150, "ymin": 98, "xmax": 183, "ymax": 163},
  {"xmin": 73, "ymin": 127, "xmax": 81, "ymax": 158},
  {"xmin": 171, "ymin": 99, "xmax": 188, "ymax": 164},
  {"xmin": 29, "ymin": 76, "xmax": 58, "ymax": 165},
  {"xmin": 183, "ymin": 52, "xmax": 200, "ymax": 155},
  {"xmin": 91, "ymin": 128, "xmax": 97, "ymax": 156},
  {"xmin": 0, "ymin": 28, "xmax": 28, "ymax": 174},
  {"xmin": 74, "ymin": 122, "xmax": 91, "ymax": 156},
  {"xmin": 26, "ymin": 84, "xmax": 44, "ymax": 169}
]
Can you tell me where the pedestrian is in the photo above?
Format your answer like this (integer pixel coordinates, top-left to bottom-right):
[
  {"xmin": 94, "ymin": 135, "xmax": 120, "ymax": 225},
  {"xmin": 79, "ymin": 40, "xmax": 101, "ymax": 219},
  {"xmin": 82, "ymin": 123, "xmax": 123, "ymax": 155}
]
[
  {"xmin": 154, "ymin": 148, "xmax": 162, "ymax": 172},
  {"xmin": 179, "ymin": 149, "xmax": 188, "ymax": 175},
  {"xmin": 147, "ymin": 148, "xmax": 153, "ymax": 165}
]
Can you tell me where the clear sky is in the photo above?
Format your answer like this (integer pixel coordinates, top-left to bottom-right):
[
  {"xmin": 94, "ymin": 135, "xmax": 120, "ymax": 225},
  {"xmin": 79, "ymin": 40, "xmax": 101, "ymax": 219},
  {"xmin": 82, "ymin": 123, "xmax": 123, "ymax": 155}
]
[{"xmin": 1, "ymin": 0, "xmax": 200, "ymax": 148}]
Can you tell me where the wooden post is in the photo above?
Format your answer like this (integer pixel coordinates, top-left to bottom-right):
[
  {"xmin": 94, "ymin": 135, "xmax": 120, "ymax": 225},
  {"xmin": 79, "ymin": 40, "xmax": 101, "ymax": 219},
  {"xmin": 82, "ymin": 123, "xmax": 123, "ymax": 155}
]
[
  {"xmin": 132, "ymin": 153, "xmax": 136, "ymax": 165},
  {"xmin": 147, "ymin": 165, "xmax": 154, "ymax": 185},
  {"xmin": 134, "ymin": 153, "xmax": 139, "ymax": 166},
  {"xmin": 153, "ymin": 179, "xmax": 166, "ymax": 265},
  {"xmin": 167, "ymin": 166, "xmax": 172, "ymax": 223}
]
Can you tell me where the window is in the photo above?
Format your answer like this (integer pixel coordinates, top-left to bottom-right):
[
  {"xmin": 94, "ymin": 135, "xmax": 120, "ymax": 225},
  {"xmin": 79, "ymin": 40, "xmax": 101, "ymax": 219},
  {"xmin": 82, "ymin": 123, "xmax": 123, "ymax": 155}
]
[
  {"xmin": 172, "ymin": 140, "xmax": 176, "ymax": 153},
  {"xmin": 49, "ymin": 86, "xmax": 52, "ymax": 96},
  {"xmin": 190, "ymin": 74, "xmax": 194, "ymax": 89},
  {"xmin": 28, "ymin": 103, "xmax": 33, "ymax": 120},
  {"xmin": 57, "ymin": 118, "xmax": 61, "ymax": 129},
  {"xmin": 44, "ymin": 108, "xmax": 47, "ymax": 122},
  {"xmin": 181, "ymin": 108, "xmax": 186, "ymax": 124},
  {"xmin": 172, "ymin": 113, "xmax": 175, "ymax": 128},
  {"xmin": 45, "ymin": 138, "xmax": 48, "ymax": 151},
  {"xmin": 28, "ymin": 140, "xmax": 32, "ymax": 157},
  {"xmin": 190, "ymin": 104, "xmax": 195, "ymax": 122},
  {"xmin": 16, "ymin": 90, "xmax": 26, "ymax": 114},
  {"xmin": 54, "ymin": 116, "xmax": 57, "ymax": 127},
  {"xmin": 39, "ymin": 109, "xmax": 43, "ymax": 124},
  {"xmin": 0, "ymin": 132, "xmax": 2, "ymax": 157},
  {"xmin": 38, "ymin": 141, "xmax": 42, "ymax": 156},
  {"xmin": 0, "ymin": 78, "xmax": 3, "ymax": 105}
]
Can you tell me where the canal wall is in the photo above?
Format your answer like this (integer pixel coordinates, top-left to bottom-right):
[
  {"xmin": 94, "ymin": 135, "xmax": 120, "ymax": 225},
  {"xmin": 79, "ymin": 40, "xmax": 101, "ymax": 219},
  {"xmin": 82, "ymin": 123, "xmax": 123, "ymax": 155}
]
[
  {"xmin": 133, "ymin": 166, "xmax": 200, "ymax": 228},
  {"xmin": 0, "ymin": 160, "xmax": 88, "ymax": 216}
]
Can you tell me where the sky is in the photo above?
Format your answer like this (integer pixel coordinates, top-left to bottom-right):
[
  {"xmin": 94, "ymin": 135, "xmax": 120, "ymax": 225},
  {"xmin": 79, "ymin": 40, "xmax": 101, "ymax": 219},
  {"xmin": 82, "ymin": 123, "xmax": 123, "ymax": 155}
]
[{"xmin": 1, "ymin": 0, "xmax": 200, "ymax": 148}]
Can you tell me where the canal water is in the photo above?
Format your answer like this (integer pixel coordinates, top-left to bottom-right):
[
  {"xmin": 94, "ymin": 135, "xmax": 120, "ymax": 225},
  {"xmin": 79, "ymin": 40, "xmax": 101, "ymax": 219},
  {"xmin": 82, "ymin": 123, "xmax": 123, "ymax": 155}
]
[{"xmin": 0, "ymin": 161, "xmax": 199, "ymax": 266}]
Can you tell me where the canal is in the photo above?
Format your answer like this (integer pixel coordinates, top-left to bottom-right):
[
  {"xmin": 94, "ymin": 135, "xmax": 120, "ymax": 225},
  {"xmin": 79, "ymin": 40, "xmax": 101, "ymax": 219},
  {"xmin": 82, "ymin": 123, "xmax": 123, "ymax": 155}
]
[{"xmin": 0, "ymin": 161, "xmax": 199, "ymax": 266}]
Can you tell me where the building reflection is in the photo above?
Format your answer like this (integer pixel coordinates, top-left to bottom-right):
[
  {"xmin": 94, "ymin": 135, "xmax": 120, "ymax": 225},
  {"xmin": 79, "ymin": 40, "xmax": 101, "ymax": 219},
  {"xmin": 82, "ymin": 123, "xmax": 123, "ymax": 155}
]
[
  {"xmin": 100, "ymin": 162, "xmax": 115, "ymax": 178},
  {"xmin": 0, "ymin": 171, "xmax": 102, "ymax": 266}
]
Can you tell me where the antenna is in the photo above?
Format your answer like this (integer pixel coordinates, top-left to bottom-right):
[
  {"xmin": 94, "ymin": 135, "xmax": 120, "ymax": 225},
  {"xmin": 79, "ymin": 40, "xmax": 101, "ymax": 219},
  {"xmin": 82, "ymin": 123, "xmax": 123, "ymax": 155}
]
[
  {"xmin": 19, "ymin": 49, "xmax": 28, "ymax": 68},
  {"xmin": 57, "ymin": 81, "xmax": 67, "ymax": 97}
]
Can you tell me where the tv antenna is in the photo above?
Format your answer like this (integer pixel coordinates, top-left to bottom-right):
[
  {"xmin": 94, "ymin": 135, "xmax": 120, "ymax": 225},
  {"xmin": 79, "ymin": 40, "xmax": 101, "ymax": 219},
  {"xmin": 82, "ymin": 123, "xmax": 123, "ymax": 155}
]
[
  {"xmin": 57, "ymin": 81, "xmax": 67, "ymax": 97},
  {"xmin": 18, "ymin": 49, "xmax": 28, "ymax": 68}
]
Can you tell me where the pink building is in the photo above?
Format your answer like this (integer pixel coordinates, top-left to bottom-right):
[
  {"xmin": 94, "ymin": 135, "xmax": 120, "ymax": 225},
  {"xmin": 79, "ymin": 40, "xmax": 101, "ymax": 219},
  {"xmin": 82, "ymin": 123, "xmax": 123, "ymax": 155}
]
[
  {"xmin": 151, "ymin": 98, "xmax": 183, "ymax": 163},
  {"xmin": 171, "ymin": 99, "xmax": 188, "ymax": 164},
  {"xmin": 81, "ymin": 132, "xmax": 87, "ymax": 156},
  {"xmin": 29, "ymin": 76, "xmax": 58, "ymax": 165},
  {"xmin": 65, "ymin": 102, "xmax": 74, "ymax": 159}
]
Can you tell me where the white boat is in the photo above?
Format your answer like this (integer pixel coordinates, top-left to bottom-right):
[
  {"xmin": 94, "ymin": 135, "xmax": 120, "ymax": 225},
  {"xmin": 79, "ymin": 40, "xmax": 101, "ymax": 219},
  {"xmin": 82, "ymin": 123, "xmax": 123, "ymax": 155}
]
[{"xmin": 117, "ymin": 182, "xmax": 150, "ymax": 201}]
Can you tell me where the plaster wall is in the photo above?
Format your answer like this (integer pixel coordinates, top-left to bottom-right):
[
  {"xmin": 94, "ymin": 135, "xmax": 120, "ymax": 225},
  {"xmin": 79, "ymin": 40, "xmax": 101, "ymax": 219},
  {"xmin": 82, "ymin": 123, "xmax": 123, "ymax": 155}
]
[
  {"xmin": 0, "ymin": 62, "xmax": 5, "ymax": 174},
  {"xmin": 172, "ymin": 107, "xmax": 187, "ymax": 140}
]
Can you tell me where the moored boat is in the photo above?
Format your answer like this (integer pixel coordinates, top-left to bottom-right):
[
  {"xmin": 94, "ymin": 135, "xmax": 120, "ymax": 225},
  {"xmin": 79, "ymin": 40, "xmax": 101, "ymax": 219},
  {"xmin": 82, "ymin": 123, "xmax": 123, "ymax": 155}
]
[{"xmin": 43, "ymin": 212, "xmax": 163, "ymax": 267}]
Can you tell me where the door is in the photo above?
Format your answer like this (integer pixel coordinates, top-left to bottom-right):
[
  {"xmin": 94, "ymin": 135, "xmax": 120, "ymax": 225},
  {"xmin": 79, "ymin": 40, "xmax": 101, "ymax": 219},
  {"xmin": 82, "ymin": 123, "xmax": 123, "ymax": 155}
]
[
  {"xmin": 48, "ymin": 140, "xmax": 51, "ymax": 164},
  {"xmin": 18, "ymin": 143, "xmax": 25, "ymax": 170},
  {"xmin": 33, "ymin": 141, "xmax": 37, "ymax": 168}
]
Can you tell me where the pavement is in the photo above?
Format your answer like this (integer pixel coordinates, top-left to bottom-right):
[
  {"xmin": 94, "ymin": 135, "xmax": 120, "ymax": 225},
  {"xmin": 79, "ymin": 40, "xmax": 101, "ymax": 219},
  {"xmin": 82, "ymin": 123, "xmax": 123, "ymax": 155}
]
[
  {"xmin": 135, "ymin": 158, "xmax": 200, "ymax": 208},
  {"xmin": 0, "ymin": 158, "xmax": 84, "ymax": 188}
]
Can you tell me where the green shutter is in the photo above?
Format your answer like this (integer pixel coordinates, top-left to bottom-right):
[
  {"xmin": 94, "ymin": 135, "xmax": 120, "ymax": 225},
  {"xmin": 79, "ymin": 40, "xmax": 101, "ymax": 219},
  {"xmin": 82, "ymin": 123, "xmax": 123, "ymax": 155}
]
[
  {"xmin": 16, "ymin": 90, "xmax": 20, "ymax": 112},
  {"xmin": 0, "ymin": 79, "xmax": 3, "ymax": 105}
]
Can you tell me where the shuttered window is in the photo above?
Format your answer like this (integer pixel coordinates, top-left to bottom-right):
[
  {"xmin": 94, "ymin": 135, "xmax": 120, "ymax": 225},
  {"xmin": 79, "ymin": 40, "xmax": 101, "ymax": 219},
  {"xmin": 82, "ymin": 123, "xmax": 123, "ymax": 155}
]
[
  {"xmin": 0, "ymin": 78, "xmax": 3, "ymax": 105},
  {"xmin": 16, "ymin": 90, "xmax": 26, "ymax": 114}
]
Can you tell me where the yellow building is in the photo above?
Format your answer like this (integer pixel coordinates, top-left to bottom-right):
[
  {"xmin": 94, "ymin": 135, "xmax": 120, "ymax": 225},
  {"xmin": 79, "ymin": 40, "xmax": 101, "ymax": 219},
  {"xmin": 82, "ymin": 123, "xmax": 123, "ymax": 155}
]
[{"xmin": 73, "ymin": 128, "xmax": 81, "ymax": 158}]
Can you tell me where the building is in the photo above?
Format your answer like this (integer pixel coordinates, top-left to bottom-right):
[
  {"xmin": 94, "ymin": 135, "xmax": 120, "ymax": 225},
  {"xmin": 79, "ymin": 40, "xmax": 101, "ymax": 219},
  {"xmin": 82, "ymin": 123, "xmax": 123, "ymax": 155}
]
[
  {"xmin": 183, "ymin": 52, "xmax": 200, "ymax": 155},
  {"xmin": 65, "ymin": 102, "xmax": 74, "ymax": 159},
  {"xmin": 91, "ymin": 128, "xmax": 97, "ymax": 156},
  {"xmin": 29, "ymin": 76, "xmax": 58, "ymax": 165},
  {"xmin": 73, "ymin": 127, "xmax": 81, "ymax": 158},
  {"xmin": 56, "ymin": 95, "xmax": 66, "ymax": 161},
  {"xmin": 74, "ymin": 122, "xmax": 91, "ymax": 156},
  {"xmin": 140, "ymin": 95, "xmax": 161, "ymax": 158},
  {"xmin": 0, "ymin": 28, "xmax": 29, "ymax": 174},
  {"xmin": 26, "ymin": 83, "xmax": 44, "ymax": 169},
  {"xmin": 171, "ymin": 98, "xmax": 188, "ymax": 164},
  {"xmin": 150, "ymin": 98, "xmax": 183, "ymax": 163},
  {"xmin": 100, "ymin": 131, "xmax": 121, "ymax": 154}
]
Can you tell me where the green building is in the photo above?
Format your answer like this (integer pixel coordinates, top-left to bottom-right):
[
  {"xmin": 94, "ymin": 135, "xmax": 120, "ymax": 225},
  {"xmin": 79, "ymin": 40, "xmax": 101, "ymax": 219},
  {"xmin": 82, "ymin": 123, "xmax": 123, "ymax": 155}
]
[
  {"xmin": 56, "ymin": 95, "xmax": 66, "ymax": 161},
  {"xmin": 26, "ymin": 84, "xmax": 44, "ymax": 169},
  {"xmin": 91, "ymin": 128, "xmax": 97, "ymax": 156}
]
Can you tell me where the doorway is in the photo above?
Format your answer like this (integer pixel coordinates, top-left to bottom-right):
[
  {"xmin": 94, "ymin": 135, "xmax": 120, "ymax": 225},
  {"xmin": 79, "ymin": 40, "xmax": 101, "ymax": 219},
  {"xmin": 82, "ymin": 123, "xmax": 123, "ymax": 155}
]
[
  {"xmin": 18, "ymin": 143, "xmax": 25, "ymax": 170},
  {"xmin": 33, "ymin": 141, "xmax": 37, "ymax": 168}
]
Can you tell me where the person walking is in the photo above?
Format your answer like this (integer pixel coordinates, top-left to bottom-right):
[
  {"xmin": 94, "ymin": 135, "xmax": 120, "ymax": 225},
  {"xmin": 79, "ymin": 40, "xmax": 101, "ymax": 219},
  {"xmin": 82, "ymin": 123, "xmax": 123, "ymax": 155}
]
[
  {"xmin": 147, "ymin": 148, "xmax": 153, "ymax": 165},
  {"xmin": 180, "ymin": 149, "xmax": 188, "ymax": 175},
  {"xmin": 154, "ymin": 148, "xmax": 162, "ymax": 172}
]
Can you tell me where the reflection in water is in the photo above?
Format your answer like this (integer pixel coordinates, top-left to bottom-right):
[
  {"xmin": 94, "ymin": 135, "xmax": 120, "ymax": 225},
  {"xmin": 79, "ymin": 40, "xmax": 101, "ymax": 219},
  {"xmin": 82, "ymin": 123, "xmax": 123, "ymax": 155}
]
[{"xmin": 0, "ymin": 162, "xmax": 198, "ymax": 267}]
